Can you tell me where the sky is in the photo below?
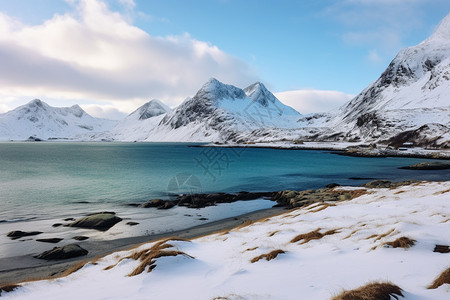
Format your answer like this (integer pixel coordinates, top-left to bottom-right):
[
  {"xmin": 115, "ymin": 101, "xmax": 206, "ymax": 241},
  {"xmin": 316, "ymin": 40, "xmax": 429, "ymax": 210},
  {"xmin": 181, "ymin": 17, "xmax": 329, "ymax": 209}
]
[{"xmin": 0, "ymin": 0, "xmax": 449, "ymax": 119}]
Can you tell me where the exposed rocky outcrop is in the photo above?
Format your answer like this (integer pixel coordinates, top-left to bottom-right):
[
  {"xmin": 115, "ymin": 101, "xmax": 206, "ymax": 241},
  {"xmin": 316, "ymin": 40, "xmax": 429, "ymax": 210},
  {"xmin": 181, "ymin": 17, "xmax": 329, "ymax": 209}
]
[
  {"xmin": 35, "ymin": 244, "xmax": 88, "ymax": 260},
  {"xmin": 7, "ymin": 231, "xmax": 43, "ymax": 240},
  {"xmin": 69, "ymin": 212, "xmax": 122, "ymax": 231}
]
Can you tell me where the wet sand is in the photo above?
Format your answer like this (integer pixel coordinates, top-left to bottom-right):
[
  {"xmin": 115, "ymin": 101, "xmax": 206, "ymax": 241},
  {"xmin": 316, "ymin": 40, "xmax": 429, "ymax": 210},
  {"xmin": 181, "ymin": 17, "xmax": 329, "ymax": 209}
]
[{"xmin": 0, "ymin": 206, "xmax": 287, "ymax": 285}]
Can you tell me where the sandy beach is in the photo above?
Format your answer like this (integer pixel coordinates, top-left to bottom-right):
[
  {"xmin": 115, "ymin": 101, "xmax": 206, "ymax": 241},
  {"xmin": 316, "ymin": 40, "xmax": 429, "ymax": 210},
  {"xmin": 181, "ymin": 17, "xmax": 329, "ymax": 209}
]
[{"xmin": 0, "ymin": 206, "xmax": 286, "ymax": 285}]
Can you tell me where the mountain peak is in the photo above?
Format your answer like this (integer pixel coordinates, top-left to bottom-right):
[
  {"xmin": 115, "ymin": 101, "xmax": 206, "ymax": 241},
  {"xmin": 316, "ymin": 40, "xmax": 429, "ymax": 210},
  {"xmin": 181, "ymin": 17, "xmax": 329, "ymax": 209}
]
[
  {"xmin": 195, "ymin": 78, "xmax": 246, "ymax": 103},
  {"xmin": 130, "ymin": 99, "xmax": 170, "ymax": 120},
  {"xmin": 427, "ymin": 13, "xmax": 450, "ymax": 42},
  {"xmin": 244, "ymin": 82, "xmax": 276, "ymax": 107}
]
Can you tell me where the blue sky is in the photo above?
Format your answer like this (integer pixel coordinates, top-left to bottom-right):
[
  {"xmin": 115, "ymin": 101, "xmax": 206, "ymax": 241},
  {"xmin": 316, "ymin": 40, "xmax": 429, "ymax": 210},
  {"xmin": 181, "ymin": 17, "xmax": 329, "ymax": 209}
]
[{"xmin": 0, "ymin": 0, "xmax": 449, "ymax": 118}]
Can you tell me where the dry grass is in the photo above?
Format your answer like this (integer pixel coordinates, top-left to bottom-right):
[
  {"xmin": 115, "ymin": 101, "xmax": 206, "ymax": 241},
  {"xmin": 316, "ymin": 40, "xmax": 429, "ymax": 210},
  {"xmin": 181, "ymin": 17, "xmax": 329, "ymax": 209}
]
[
  {"xmin": 309, "ymin": 203, "xmax": 336, "ymax": 213},
  {"xmin": 394, "ymin": 190, "xmax": 406, "ymax": 194},
  {"xmin": 384, "ymin": 237, "xmax": 416, "ymax": 249},
  {"xmin": 433, "ymin": 188, "xmax": 450, "ymax": 195},
  {"xmin": 343, "ymin": 229, "xmax": 360, "ymax": 240},
  {"xmin": 332, "ymin": 282, "xmax": 404, "ymax": 300},
  {"xmin": 104, "ymin": 237, "xmax": 193, "ymax": 276},
  {"xmin": 250, "ymin": 249, "xmax": 285, "ymax": 263},
  {"xmin": 0, "ymin": 284, "xmax": 21, "ymax": 296},
  {"xmin": 290, "ymin": 228, "xmax": 339, "ymax": 244},
  {"xmin": 243, "ymin": 246, "xmax": 258, "ymax": 252},
  {"xmin": 428, "ymin": 267, "xmax": 450, "ymax": 289},
  {"xmin": 268, "ymin": 230, "xmax": 280, "ymax": 237}
]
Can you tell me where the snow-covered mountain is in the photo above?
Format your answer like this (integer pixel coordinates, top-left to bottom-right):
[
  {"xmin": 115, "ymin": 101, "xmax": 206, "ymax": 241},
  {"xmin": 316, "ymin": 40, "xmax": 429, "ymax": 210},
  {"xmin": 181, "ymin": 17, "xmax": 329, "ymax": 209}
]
[
  {"xmin": 0, "ymin": 99, "xmax": 117, "ymax": 141},
  {"xmin": 103, "ymin": 99, "xmax": 171, "ymax": 141},
  {"xmin": 329, "ymin": 13, "xmax": 450, "ymax": 145},
  {"xmin": 242, "ymin": 13, "xmax": 450, "ymax": 148},
  {"xmin": 101, "ymin": 78, "xmax": 302, "ymax": 142}
]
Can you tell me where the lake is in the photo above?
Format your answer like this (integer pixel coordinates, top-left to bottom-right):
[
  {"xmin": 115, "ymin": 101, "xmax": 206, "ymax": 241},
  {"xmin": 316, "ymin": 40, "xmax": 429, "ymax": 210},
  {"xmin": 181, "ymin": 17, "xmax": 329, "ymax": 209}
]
[{"xmin": 0, "ymin": 142, "xmax": 448, "ymax": 258}]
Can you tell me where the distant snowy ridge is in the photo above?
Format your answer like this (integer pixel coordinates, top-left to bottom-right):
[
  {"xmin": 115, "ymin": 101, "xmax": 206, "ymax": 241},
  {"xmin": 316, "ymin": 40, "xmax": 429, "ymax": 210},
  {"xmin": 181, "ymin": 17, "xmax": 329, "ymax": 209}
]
[
  {"xmin": 99, "ymin": 78, "xmax": 302, "ymax": 142},
  {"xmin": 0, "ymin": 99, "xmax": 117, "ymax": 141}
]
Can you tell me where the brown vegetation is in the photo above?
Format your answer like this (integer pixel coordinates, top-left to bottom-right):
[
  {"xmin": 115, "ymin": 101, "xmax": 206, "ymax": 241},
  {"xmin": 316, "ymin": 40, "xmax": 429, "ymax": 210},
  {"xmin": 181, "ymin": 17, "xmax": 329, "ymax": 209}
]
[
  {"xmin": 332, "ymin": 282, "xmax": 404, "ymax": 300},
  {"xmin": 428, "ymin": 267, "xmax": 450, "ymax": 289},
  {"xmin": 384, "ymin": 237, "xmax": 416, "ymax": 249},
  {"xmin": 0, "ymin": 284, "xmax": 21, "ymax": 296},
  {"xmin": 250, "ymin": 249, "xmax": 285, "ymax": 263},
  {"xmin": 290, "ymin": 228, "xmax": 339, "ymax": 244},
  {"xmin": 104, "ymin": 237, "xmax": 193, "ymax": 276},
  {"xmin": 309, "ymin": 203, "xmax": 337, "ymax": 213}
]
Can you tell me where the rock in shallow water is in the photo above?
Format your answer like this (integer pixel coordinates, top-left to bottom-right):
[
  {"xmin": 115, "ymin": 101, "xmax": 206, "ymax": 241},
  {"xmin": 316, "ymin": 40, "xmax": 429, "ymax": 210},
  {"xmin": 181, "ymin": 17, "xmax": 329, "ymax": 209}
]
[
  {"xmin": 69, "ymin": 212, "xmax": 122, "ymax": 231},
  {"xmin": 36, "ymin": 238, "xmax": 63, "ymax": 244},
  {"xmin": 35, "ymin": 243, "xmax": 88, "ymax": 260},
  {"xmin": 7, "ymin": 231, "xmax": 43, "ymax": 240},
  {"xmin": 399, "ymin": 162, "xmax": 450, "ymax": 170}
]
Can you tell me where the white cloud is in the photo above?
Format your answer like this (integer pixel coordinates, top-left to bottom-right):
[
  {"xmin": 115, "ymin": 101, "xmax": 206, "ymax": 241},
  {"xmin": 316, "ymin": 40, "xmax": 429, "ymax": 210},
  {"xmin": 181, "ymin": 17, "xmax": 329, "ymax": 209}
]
[
  {"xmin": 0, "ymin": 0, "xmax": 258, "ymax": 118},
  {"xmin": 275, "ymin": 90, "xmax": 354, "ymax": 114}
]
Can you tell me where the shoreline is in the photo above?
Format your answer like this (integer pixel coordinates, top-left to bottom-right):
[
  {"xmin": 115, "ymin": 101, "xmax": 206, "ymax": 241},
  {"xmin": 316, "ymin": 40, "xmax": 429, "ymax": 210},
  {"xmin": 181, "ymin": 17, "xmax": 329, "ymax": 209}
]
[
  {"xmin": 0, "ymin": 206, "xmax": 286, "ymax": 285},
  {"xmin": 194, "ymin": 143, "xmax": 450, "ymax": 160}
]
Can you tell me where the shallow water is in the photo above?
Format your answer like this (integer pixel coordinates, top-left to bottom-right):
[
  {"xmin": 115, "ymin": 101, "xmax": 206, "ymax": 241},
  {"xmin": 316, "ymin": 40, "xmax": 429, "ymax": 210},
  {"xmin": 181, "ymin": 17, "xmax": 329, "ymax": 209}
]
[{"xmin": 0, "ymin": 142, "xmax": 448, "ymax": 258}]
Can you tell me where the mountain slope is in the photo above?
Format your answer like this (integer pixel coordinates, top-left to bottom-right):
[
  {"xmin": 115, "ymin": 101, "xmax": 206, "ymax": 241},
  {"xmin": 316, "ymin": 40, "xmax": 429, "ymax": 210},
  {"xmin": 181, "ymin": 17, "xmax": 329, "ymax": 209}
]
[
  {"xmin": 102, "ymin": 78, "xmax": 302, "ymax": 142},
  {"xmin": 241, "ymin": 14, "xmax": 450, "ymax": 147},
  {"xmin": 103, "ymin": 99, "xmax": 171, "ymax": 141},
  {"xmin": 330, "ymin": 13, "xmax": 450, "ymax": 144},
  {"xmin": 146, "ymin": 78, "xmax": 301, "ymax": 142},
  {"xmin": 0, "ymin": 99, "xmax": 117, "ymax": 141}
]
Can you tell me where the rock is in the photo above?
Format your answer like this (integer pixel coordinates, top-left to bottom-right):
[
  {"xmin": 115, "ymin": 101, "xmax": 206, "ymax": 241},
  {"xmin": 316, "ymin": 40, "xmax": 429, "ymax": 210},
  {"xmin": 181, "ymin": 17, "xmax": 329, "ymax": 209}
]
[
  {"xmin": 35, "ymin": 244, "xmax": 88, "ymax": 260},
  {"xmin": 434, "ymin": 245, "xmax": 450, "ymax": 253},
  {"xmin": 63, "ymin": 218, "xmax": 75, "ymax": 221},
  {"xmin": 7, "ymin": 231, "xmax": 43, "ymax": 240},
  {"xmin": 52, "ymin": 223, "xmax": 63, "ymax": 227},
  {"xmin": 176, "ymin": 191, "xmax": 273, "ymax": 209},
  {"xmin": 362, "ymin": 180, "xmax": 393, "ymax": 188},
  {"xmin": 139, "ymin": 199, "xmax": 166, "ymax": 208},
  {"xmin": 73, "ymin": 236, "xmax": 89, "ymax": 241},
  {"xmin": 362, "ymin": 180, "xmax": 418, "ymax": 189},
  {"xmin": 399, "ymin": 162, "xmax": 450, "ymax": 170},
  {"xmin": 198, "ymin": 217, "xmax": 209, "ymax": 221},
  {"xmin": 126, "ymin": 222, "xmax": 139, "ymax": 226},
  {"xmin": 325, "ymin": 183, "xmax": 340, "ymax": 188},
  {"xmin": 36, "ymin": 238, "xmax": 63, "ymax": 243},
  {"xmin": 158, "ymin": 201, "xmax": 175, "ymax": 209},
  {"xmin": 69, "ymin": 212, "xmax": 122, "ymax": 231}
]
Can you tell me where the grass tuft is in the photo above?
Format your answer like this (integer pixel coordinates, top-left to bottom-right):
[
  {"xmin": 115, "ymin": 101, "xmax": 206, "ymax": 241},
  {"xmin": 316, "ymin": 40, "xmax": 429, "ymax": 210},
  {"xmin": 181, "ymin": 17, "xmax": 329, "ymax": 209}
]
[
  {"xmin": 384, "ymin": 236, "xmax": 415, "ymax": 249},
  {"xmin": 0, "ymin": 284, "xmax": 21, "ymax": 296},
  {"xmin": 290, "ymin": 228, "xmax": 339, "ymax": 244},
  {"xmin": 104, "ymin": 237, "xmax": 193, "ymax": 276},
  {"xmin": 428, "ymin": 267, "xmax": 450, "ymax": 289},
  {"xmin": 332, "ymin": 281, "xmax": 404, "ymax": 300},
  {"xmin": 250, "ymin": 249, "xmax": 285, "ymax": 263}
]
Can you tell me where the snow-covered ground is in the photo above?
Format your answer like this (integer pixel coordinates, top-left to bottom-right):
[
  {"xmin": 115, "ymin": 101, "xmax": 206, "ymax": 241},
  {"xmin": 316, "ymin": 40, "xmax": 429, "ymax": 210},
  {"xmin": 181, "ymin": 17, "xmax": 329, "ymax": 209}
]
[{"xmin": 4, "ymin": 181, "xmax": 450, "ymax": 299}]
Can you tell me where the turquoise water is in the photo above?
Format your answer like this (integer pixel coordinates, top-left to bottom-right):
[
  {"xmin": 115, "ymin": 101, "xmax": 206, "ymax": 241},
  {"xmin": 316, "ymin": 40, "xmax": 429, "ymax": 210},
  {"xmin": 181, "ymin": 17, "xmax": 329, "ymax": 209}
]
[{"xmin": 0, "ymin": 142, "xmax": 449, "ymax": 222}]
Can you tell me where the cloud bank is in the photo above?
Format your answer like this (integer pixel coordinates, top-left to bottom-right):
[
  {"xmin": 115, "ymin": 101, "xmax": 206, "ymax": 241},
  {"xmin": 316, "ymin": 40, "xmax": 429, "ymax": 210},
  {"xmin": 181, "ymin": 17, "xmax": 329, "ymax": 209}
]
[{"xmin": 0, "ymin": 0, "xmax": 258, "ymax": 118}]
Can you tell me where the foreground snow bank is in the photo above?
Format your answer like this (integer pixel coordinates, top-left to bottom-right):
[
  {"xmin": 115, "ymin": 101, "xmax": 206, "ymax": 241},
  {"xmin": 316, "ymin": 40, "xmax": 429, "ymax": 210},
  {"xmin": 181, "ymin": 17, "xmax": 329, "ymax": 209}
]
[{"xmin": 4, "ymin": 182, "xmax": 450, "ymax": 299}]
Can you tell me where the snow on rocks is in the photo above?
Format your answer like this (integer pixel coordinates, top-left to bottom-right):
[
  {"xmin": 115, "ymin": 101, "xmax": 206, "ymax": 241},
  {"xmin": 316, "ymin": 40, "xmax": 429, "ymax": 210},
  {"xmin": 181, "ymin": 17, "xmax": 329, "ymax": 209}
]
[{"xmin": 3, "ymin": 181, "xmax": 450, "ymax": 299}]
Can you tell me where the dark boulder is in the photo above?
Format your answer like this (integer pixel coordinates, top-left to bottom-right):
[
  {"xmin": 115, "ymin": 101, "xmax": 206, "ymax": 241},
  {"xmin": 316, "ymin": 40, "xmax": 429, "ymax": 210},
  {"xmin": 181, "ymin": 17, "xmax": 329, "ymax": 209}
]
[
  {"xmin": 7, "ymin": 231, "xmax": 43, "ymax": 240},
  {"xmin": 69, "ymin": 212, "xmax": 122, "ymax": 231},
  {"xmin": 73, "ymin": 236, "xmax": 89, "ymax": 241},
  {"xmin": 36, "ymin": 238, "xmax": 63, "ymax": 243},
  {"xmin": 35, "ymin": 244, "xmax": 88, "ymax": 260}
]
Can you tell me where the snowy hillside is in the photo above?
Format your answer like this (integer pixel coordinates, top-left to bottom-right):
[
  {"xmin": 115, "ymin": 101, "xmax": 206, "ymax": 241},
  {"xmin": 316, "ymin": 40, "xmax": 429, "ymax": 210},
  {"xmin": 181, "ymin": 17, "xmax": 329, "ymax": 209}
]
[
  {"xmin": 103, "ymin": 78, "xmax": 302, "ymax": 142},
  {"xmin": 0, "ymin": 99, "xmax": 117, "ymax": 141},
  {"xmin": 5, "ymin": 181, "xmax": 450, "ymax": 299},
  {"xmin": 239, "ymin": 14, "xmax": 450, "ymax": 147},
  {"xmin": 329, "ymin": 13, "xmax": 450, "ymax": 144},
  {"xmin": 101, "ymin": 99, "xmax": 171, "ymax": 141}
]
